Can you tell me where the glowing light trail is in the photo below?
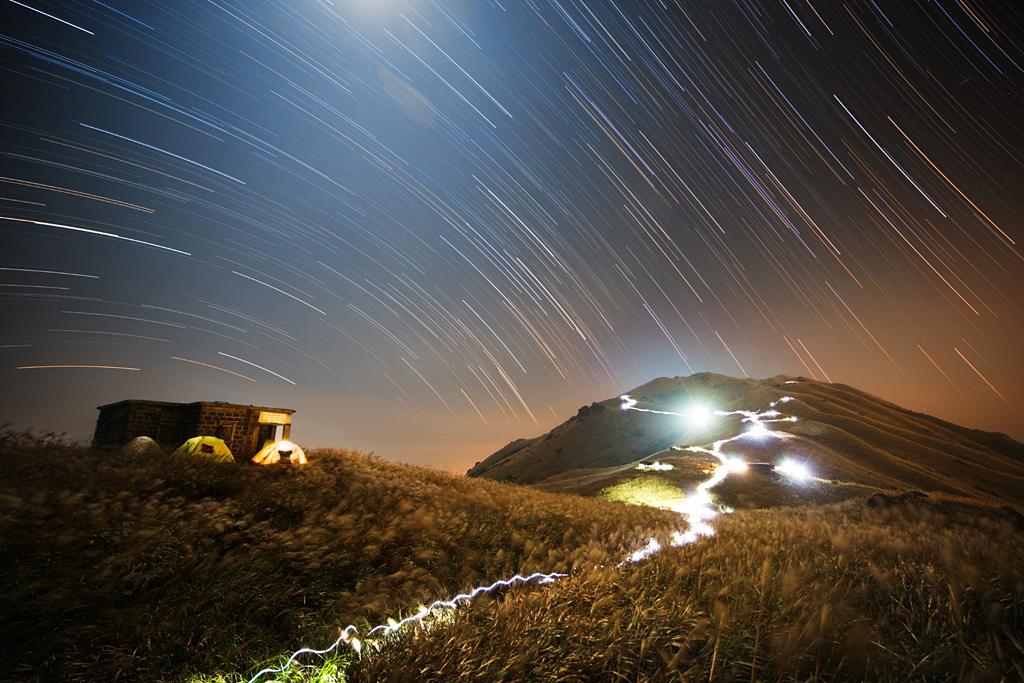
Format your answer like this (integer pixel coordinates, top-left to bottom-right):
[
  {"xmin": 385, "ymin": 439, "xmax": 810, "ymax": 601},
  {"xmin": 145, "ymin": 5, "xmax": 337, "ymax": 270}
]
[
  {"xmin": 618, "ymin": 393, "xmax": 798, "ymax": 552},
  {"xmin": 246, "ymin": 392, "xmax": 805, "ymax": 681},
  {"xmin": 246, "ymin": 572, "xmax": 565, "ymax": 683}
]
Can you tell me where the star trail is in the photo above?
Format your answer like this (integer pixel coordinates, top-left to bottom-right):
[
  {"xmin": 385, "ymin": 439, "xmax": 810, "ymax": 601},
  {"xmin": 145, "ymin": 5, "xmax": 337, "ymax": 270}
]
[{"xmin": 1, "ymin": 0, "xmax": 1021, "ymax": 467}]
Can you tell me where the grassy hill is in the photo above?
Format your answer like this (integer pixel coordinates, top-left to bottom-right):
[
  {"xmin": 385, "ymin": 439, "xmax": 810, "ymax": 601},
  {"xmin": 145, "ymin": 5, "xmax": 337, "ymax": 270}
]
[
  {"xmin": 0, "ymin": 428, "xmax": 679, "ymax": 682},
  {"xmin": 468, "ymin": 373, "xmax": 1024, "ymax": 507},
  {"xmin": 361, "ymin": 496, "xmax": 1024, "ymax": 681}
]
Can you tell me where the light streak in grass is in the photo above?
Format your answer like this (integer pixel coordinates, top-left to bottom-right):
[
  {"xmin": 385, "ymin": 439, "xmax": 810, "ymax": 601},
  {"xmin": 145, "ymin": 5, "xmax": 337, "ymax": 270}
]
[{"xmin": 247, "ymin": 391, "xmax": 804, "ymax": 680}]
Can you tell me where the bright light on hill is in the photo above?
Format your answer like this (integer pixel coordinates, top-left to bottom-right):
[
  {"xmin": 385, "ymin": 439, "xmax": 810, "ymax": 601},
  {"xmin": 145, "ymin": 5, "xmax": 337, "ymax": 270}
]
[
  {"xmin": 775, "ymin": 458, "xmax": 812, "ymax": 482},
  {"xmin": 637, "ymin": 461, "xmax": 674, "ymax": 471},
  {"xmin": 724, "ymin": 456, "xmax": 748, "ymax": 473},
  {"xmin": 743, "ymin": 422, "xmax": 771, "ymax": 439},
  {"xmin": 685, "ymin": 403, "xmax": 715, "ymax": 429}
]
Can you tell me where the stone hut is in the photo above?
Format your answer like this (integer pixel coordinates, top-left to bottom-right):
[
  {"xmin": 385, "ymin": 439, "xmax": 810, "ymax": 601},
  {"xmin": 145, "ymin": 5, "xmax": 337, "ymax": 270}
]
[{"xmin": 93, "ymin": 400, "xmax": 294, "ymax": 459}]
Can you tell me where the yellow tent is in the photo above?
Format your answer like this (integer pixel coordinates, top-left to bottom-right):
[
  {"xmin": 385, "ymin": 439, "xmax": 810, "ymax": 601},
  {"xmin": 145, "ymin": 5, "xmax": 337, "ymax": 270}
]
[
  {"xmin": 252, "ymin": 439, "xmax": 307, "ymax": 465},
  {"xmin": 173, "ymin": 436, "xmax": 234, "ymax": 463}
]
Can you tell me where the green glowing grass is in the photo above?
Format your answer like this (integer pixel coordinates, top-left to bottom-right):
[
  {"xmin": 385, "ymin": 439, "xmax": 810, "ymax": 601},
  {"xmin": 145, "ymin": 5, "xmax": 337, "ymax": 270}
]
[
  {"xmin": 186, "ymin": 652, "xmax": 351, "ymax": 683},
  {"xmin": 599, "ymin": 473, "xmax": 688, "ymax": 510}
]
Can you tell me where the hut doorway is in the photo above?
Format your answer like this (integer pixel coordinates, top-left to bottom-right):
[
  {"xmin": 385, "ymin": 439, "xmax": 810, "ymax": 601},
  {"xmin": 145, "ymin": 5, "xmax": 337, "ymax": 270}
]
[{"xmin": 257, "ymin": 423, "xmax": 276, "ymax": 449}]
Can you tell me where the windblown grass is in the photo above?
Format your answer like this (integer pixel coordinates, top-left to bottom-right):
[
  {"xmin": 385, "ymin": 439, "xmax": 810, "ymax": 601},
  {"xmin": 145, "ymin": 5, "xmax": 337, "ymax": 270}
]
[
  {"xmin": 0, "ymin": 427, "xmax": 679, "ymax": 682},
  {"xmin": 361, "ymin": 498, "xmax": 1024, "ymax": 682},
  {"xmin": 3, "ymin": 426, "xmax": 1022, "ymax": 681}
]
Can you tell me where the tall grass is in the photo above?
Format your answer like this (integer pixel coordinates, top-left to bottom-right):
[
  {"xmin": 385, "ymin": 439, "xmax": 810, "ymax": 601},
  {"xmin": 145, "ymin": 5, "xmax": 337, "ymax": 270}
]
[
  {"xmin": 4, "ymin": 426, "xmax": 1022, "ymax": 681},
  {"xmin": 362, "ymin": 497, "xmax": 1024, "ymax": 681},
  {"xmin": 0, "ymin": 428, "xmax": 680, "ymax": 682}
]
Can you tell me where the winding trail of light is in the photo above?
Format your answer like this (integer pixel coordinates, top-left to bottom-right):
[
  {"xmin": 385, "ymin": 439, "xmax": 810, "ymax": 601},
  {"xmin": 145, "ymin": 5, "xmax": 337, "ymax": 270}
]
[
  {"xmin": 617, "ymin": 394, "xmax": 797, "ymax": 552},
  {"xmin": 246, "ymin": 393, "xmax": 800, "ymax": 682},
  {"xmin": 246, "ymin": 572, "xmax": 565, "ymax": 683}
]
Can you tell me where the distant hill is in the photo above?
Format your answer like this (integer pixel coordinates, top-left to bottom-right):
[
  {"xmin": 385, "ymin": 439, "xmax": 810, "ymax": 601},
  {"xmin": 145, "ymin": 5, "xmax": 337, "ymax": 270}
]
[{"xmin": 468, "ymin": 373, "xmax": 1024, "ymax": 507}]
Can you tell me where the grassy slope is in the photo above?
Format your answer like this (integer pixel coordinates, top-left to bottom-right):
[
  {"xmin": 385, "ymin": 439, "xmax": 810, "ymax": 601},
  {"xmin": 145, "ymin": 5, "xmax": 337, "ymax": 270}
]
[
  {"xmin": 0, "ymin": 429, "xmax": 680, "ymax": 682},
  {"xmin": 359, "ymin": 498, "xmax": 1024, "ymax": 682}
]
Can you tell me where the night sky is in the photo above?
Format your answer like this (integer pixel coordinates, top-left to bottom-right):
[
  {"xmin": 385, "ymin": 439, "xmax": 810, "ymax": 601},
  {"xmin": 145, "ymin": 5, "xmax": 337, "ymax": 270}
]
[{"xmin": 1, "ymin": 0, "xmax": 1021, "ymax": 470}]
